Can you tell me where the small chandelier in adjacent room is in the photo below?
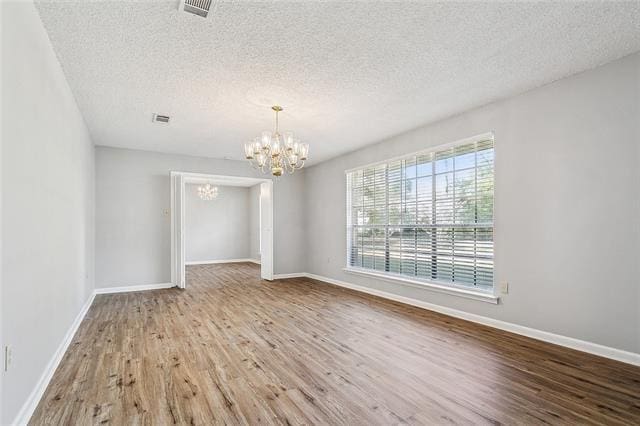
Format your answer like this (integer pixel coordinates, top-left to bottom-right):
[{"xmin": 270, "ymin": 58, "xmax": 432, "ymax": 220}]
[
  {"xmin": 243, "ymin": 105, "xmax": 309, "ymax": 177},
  {"xmin": 197, "ymin": 183, "xmax": 218, "ymax": 200}
]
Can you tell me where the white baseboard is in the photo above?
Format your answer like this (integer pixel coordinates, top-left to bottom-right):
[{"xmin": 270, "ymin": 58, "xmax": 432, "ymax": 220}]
[
  {"xmin": 185, "ymin": 258, "xmax": 256, "ymax": 265},
  {"xmin": 12, "ymin": 292, "xmax": 96, "ymax": 426},
  {"xmin": 94, "ymin": 283, "xmax": 175, "ymax": 294},
  {"xmin": 273, "ymin": 273, "xmax": 306, "ymax": 279},
  {"xmin": 248, "ymin": 258, "xmax": 261, "ymax": 265},
  {"xmin": 14, "ymin": 281, "xmax": 176, "ymax": 424},
  {"xmin": 299, "ymin": 272, "xmax": 640, "ymax": 367}
]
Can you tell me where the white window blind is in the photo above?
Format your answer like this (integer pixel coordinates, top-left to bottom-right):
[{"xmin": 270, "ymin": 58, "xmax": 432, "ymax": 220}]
[{"xmin": 346, "ymin": 136, "xmax": 494, "ymax": 291}]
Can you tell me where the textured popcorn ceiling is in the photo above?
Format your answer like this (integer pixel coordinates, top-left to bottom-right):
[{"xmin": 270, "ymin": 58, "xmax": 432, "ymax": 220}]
[{"xmin": 35, "ymin": 1, "xmax": 640, "ymax": 164}]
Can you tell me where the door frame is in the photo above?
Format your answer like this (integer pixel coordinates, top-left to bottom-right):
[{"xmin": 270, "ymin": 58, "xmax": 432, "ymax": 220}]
[{"xmin": 170, "ymin": 171, "xmax": 274, "ymax": 288}]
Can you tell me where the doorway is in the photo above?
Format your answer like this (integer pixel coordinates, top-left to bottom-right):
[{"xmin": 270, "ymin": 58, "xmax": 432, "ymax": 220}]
[{"xmin": 170, "ymin": 172, "xmax": 273, "ymax": 288}]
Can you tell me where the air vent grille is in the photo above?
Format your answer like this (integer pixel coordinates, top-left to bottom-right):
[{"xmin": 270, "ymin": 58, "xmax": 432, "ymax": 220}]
[
  {"xmin": 180, "ymin": 0, "xmax": 213, "ymax": 18},
  {"xmin": 152, "ymin": 114, "xmax": 170, "ymax": 123}
]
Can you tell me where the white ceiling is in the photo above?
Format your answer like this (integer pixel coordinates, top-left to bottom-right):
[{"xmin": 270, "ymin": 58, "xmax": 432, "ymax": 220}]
[{"xmin": 35, "ymin": 1, "xmax": 640, "ymax": 165}]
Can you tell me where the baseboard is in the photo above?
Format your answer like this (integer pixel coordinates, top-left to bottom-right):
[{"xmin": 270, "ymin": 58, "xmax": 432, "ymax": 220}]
[
  {"xmin": 12, "ymin": 292, "xmax": 96, "ymax": 426},
  {"xmin": 185, "ymin": 258, "xmax": 256, "ymax": 265},
  {"xmin": 94, "ymin": 283, "xmax": 175, "ymax": 294},
  {"xmin": 13, "ymin": 282, "xmax": 174, "ymax": 424},
  {"xmin": 273, "ymin": 273, "xmax": 307, "ymax": 279},
  {"xmin": 302, "ymin": 272, "xmax": 640, "ymax": 367},
  {"xmin": 248, "ymin": 258, "xmax": 261, "ymax": 265}
]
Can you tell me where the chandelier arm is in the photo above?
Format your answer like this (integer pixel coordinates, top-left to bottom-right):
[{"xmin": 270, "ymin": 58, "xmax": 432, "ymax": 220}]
[
  {"xmin": 285, "ymin": 160, "xmax": 295, "ymax": 173},
  {"xmin": 248, "ymin": 159, "xmax": 262, "ymax": 171},
  {"xmin": 249, "ymin": 158, "xmax": 268, "ymax": 175}
]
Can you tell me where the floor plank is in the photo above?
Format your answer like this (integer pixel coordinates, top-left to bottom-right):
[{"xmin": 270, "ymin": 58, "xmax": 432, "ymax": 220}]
[{"xmin": 30, "ymin": 263, "xmax": 640, "ymax": 425}]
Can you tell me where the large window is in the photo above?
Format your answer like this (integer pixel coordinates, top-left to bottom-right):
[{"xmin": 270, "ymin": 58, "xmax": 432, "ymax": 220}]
[{"xmin": 346, "ymin": 135, "xmax": 494, "ymax": 292}]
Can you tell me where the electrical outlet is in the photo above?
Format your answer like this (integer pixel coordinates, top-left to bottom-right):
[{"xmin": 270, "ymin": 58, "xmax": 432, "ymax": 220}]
[
  {"xmin": 4, "ymin": 345, "xmax": 12, "ymax": 372},
  {"xmin": 500, "ymin": 281, "xmax": 509, "ymax": 294}
]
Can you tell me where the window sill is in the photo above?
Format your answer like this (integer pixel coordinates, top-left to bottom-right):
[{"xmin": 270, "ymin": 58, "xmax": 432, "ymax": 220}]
[{"xmin": 342, "ymin": 267, "xmax": 499, "ymax": 304}]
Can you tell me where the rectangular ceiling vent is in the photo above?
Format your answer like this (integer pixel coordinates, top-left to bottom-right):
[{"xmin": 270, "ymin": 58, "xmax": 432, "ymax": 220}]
[
  {"xmin": 179, "ymin": 0, "xmax": 213, "ymax": 18},
  {"xmin": 152, "ymin": 113, "xmax": 170, "ymax": 123}
]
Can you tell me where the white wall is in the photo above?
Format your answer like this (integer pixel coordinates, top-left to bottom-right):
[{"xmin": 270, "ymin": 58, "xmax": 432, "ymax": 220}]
[
  {"xmin": 249, "ymin": 184, "xmax": 261, "ymax": 261},
  {"xmin": 95, "ymin": 147, "xmax": 305, "ymax": 288},
  {"xmin": 1, "ymin": 2, "xmax": 95, "ymax": 423},
  {"xmin": 303, "ymin": 53, "xmax": 640, "ymax": 354},
  {"xmin": 185, "ymin": 184, "xmax": 250, "ymax": 262}
]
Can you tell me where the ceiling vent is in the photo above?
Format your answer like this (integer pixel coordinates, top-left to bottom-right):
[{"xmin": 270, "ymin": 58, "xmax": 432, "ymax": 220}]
[
  {"xmin": 152, "ymin": 113, "xmax": 170, "ymax": 123},
  {"xmin": 179, "ymin": 0, "xmax": 213, "ymax": 18}
]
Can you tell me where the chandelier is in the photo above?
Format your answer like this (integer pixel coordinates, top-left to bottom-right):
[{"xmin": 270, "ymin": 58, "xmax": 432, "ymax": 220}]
[
  {"xmin": 197, "ymin": 183, "xmax": 218, "ymax": 200},
  {"xmin": 243, "ymin": 106, "xmax": 309, "ymax": 177}
]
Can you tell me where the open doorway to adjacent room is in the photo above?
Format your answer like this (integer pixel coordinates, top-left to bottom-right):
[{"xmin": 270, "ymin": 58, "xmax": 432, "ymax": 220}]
[{"xmin": 170, "ymin": 172, "xmax": 273, "ymax": 288}]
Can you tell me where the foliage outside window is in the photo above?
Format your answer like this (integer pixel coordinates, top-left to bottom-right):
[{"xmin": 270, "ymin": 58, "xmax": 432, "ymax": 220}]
[{"xmin": 346, "ymin": 136, "xmax": 494, "ymax": 291}]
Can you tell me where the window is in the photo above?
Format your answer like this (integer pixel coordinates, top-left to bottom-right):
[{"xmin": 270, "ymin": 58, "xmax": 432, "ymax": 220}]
[{"xmin": 346, "ymin": 135, "xmax": 494, "ymax": 292}]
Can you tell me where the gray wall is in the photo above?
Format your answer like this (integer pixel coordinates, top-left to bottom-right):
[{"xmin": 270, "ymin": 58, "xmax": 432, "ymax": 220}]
[
  {"xmin": 1, "ymin": 2, "xmax": 95, "ymax": 423},
  {"xmin": 249, "ymin": 184, "xmax": 261, "ymax": 261},
  {"xmin": 95, "ymin": 147, "xmax": 305, "ymax": 288},
  {"xmin": 304, "ymin": 53, "xmax": 640, "ymax": 354},
  {"xmin": 185, "ymin": 184, "xmax": 250, "ymax": 262}
]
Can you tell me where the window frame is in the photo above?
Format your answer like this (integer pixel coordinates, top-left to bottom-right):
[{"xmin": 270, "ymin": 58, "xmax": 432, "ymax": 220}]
[{"xmin": 344, "ymin": 132, "xmax": 498, "ymax": 303}]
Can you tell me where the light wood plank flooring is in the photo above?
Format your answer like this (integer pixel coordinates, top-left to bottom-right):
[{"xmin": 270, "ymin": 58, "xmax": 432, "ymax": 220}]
[{"xmin": 31, "ymin": 263, "xmax": 640, "ymax": 425}]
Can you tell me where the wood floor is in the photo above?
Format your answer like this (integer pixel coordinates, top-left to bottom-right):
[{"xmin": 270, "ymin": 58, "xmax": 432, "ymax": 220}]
[{"xmin": 31, "ymin": 263, "xmax": 640, "ymax": 425}]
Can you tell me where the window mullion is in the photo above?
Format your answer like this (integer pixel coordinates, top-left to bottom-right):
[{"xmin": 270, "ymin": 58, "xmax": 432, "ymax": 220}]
[
  {"xmin": 385, "ymin": 165, "xmax": 390, "ymax": 272},
  {"xmin": 431, "ymin": 157, "xmax": 437, "ymax": 280},
  {"xmin": 452, "ymin": 153, "xmax": 456, "ymax": 283},
  {"xmin": 474, "ymin": 143, "xmax": 478, "ymax": 287}
]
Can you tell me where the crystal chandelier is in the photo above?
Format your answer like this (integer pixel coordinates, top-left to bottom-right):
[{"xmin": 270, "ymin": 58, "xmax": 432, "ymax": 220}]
[
  {"xmin": 197, "ymin": 183, "xmax": 218, "ymax": 200},
  {"xmin": 243, "ymin": 106, "xmax": 309, "ymax": 177}
]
